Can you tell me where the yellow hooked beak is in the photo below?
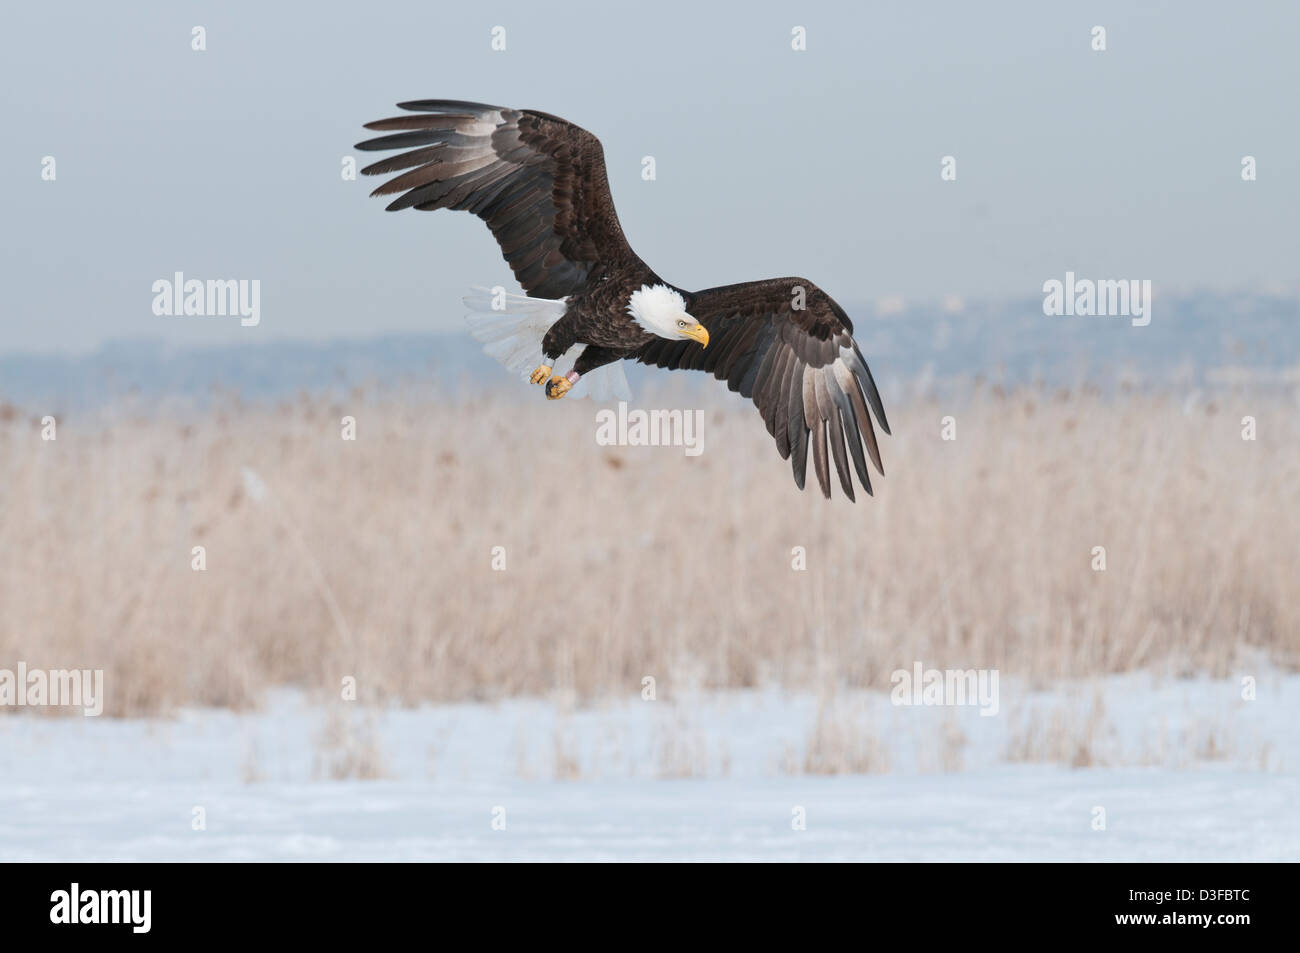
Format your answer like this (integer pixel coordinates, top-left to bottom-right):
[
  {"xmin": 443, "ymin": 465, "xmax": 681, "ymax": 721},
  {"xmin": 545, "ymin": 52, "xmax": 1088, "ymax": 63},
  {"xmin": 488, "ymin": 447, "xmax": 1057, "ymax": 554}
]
[{"xmin": 682, "ymin": 322, "xmax": 710, "ymax": 347}]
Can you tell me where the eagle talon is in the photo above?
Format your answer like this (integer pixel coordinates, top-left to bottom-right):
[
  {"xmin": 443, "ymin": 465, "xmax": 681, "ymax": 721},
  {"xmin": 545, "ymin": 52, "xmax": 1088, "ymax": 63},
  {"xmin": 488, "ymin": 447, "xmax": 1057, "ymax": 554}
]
[
  {"xmin": 545, "ymin": 376, "xmax": 573, "ymax": 400},
  {"xmin": 529, "ymin": 364, "xmax": 553, "ymax": 385}
]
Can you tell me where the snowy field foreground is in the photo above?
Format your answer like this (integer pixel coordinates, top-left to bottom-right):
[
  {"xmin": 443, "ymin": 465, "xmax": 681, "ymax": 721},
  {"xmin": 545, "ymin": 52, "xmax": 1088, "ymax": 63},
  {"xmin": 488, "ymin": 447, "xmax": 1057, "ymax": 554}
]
[{"xmin": 1, "ymin": 670, "xmax": 1297, "ymax": 862}]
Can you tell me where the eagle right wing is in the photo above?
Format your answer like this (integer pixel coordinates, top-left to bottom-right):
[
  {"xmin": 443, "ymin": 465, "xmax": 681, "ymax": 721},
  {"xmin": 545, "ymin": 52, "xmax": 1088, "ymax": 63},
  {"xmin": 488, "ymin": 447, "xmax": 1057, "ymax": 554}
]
[{"xmin": 636, "ymin": 278, "xmax": 889, "ymax": 500}]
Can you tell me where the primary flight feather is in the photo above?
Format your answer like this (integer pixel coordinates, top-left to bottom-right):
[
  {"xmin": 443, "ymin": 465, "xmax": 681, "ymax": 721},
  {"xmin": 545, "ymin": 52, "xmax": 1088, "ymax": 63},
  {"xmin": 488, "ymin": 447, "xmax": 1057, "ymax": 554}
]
[{"xmin": 356, "ymin": 99, "xmax": 890, "ymax": 499}]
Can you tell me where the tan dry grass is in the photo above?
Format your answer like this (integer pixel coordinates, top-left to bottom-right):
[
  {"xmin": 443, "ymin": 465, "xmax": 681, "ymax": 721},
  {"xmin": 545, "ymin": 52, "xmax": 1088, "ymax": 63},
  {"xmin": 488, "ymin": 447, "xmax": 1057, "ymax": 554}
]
[{"xmin": 1, "ymin": 386, "xmax": 1297, "ymax": 716}]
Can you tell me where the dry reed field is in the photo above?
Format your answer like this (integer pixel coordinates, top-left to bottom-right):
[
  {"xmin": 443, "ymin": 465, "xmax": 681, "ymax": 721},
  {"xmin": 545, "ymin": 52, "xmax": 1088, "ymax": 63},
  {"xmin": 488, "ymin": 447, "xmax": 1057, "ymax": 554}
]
[{"xmin": 1, "ymin": 384, "xmax": 1297, "ymax": 717}]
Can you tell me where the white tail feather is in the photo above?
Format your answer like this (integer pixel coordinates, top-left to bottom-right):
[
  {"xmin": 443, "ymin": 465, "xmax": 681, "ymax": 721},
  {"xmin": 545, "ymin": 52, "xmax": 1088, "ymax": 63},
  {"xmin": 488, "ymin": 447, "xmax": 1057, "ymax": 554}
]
[{"xmin": 462, "ymin": 287, "xmax": 632, "ymax": 401}]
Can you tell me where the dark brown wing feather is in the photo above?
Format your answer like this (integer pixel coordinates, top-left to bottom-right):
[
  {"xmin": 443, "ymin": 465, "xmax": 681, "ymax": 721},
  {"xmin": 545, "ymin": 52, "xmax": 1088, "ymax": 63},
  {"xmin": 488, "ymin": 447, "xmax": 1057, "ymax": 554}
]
[
  {"xmin": 635, "ymin": 278, "xmax": 890, "ymax": 500},
  {"xmin": 356, "ymin": 101, "xmax": 642, "ymax": 299}
]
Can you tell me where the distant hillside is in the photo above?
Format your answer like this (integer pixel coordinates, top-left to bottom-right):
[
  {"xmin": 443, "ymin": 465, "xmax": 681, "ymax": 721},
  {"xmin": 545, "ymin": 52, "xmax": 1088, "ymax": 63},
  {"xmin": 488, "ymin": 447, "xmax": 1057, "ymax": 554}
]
[{"xmin": 2, "ymin": 290, "xmax": 1296, "ymax": 412}]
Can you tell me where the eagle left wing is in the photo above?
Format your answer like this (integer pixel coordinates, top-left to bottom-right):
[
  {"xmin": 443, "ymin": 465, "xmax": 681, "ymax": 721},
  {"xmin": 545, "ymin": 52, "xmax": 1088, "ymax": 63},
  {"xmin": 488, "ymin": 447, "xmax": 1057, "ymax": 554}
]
[
  {"xmin": 355, "ymin": 100, "xmax": 642, "ymax": 300},
  {"xmin": 635, "ymin": 278, "xmax": 889, "ymax": 500}
]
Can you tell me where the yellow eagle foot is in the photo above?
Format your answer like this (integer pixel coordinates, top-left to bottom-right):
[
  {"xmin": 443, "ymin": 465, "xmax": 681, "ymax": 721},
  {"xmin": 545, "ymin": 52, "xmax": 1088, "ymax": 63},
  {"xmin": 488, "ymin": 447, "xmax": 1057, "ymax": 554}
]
[
  {"xmin": 545, "ymin": 375, "xmax": 574, "ymax": 400},
  {"xmin": 529, "ymin": 364, "xmax": 553, "ymax": 385}
]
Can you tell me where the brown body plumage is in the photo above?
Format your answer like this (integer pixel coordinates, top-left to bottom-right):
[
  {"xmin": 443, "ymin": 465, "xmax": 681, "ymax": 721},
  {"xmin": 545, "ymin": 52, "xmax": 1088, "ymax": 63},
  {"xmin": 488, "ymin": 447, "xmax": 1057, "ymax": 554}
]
[{"xmin": 356, "ymin": 100, "xmax": 890, "ymax": 499}]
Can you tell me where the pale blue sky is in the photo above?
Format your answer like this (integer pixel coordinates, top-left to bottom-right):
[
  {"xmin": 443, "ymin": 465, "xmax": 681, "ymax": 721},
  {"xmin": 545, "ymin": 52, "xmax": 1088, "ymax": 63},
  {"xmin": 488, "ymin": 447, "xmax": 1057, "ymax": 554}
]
[{"xmin": 2, "ymin": 0, "xmax": 1296, "ymax": 354}]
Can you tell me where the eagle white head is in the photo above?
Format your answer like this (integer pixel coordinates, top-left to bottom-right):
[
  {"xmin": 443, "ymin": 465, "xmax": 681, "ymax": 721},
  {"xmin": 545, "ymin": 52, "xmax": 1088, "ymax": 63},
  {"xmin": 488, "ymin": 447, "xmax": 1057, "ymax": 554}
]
[{"xmin": 627, "ymin": 284, "xmax": 709, "ymax": 346}]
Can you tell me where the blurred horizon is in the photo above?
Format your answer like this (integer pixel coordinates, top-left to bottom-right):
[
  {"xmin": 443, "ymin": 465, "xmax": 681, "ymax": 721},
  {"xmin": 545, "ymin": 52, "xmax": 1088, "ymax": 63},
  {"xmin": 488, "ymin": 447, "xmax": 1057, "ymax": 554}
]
[{"xmin": 3, "ymin": 286, "xmax": 1297, "ymax": 414}]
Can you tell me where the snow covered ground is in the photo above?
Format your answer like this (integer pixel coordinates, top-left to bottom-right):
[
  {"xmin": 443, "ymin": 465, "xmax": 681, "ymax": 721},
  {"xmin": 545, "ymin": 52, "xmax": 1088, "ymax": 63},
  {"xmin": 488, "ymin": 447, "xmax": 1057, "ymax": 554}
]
[{"xmin": 1, "ymin": 670, "xmax": 1296, "ymax": 861}]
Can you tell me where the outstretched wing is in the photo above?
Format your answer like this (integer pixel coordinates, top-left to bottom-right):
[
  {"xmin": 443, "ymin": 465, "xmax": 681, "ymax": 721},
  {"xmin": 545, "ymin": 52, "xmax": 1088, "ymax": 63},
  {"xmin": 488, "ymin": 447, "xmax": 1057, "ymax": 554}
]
[
  {"xmin": 635, "ymin": 278, "xmax": 890, "ymax": 500},
  {"xmin": 356, "ymin": 100, "xmax": 641, "ymax": 299}
]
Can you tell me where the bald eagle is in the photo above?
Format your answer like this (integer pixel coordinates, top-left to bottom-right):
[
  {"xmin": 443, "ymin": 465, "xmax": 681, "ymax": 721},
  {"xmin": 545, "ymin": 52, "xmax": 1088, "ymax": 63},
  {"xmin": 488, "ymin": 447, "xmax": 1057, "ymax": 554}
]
[{"xmin": 356, "ymin": 100, "xmax": 890, "ymax": 499}]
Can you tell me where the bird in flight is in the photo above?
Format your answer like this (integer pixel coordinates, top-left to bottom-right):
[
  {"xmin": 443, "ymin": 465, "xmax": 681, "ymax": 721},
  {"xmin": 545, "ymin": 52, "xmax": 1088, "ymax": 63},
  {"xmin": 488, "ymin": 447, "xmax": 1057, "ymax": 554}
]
[{"xmin": 356, "ymin": 100, "xmax": 889, "ymax": 499}]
